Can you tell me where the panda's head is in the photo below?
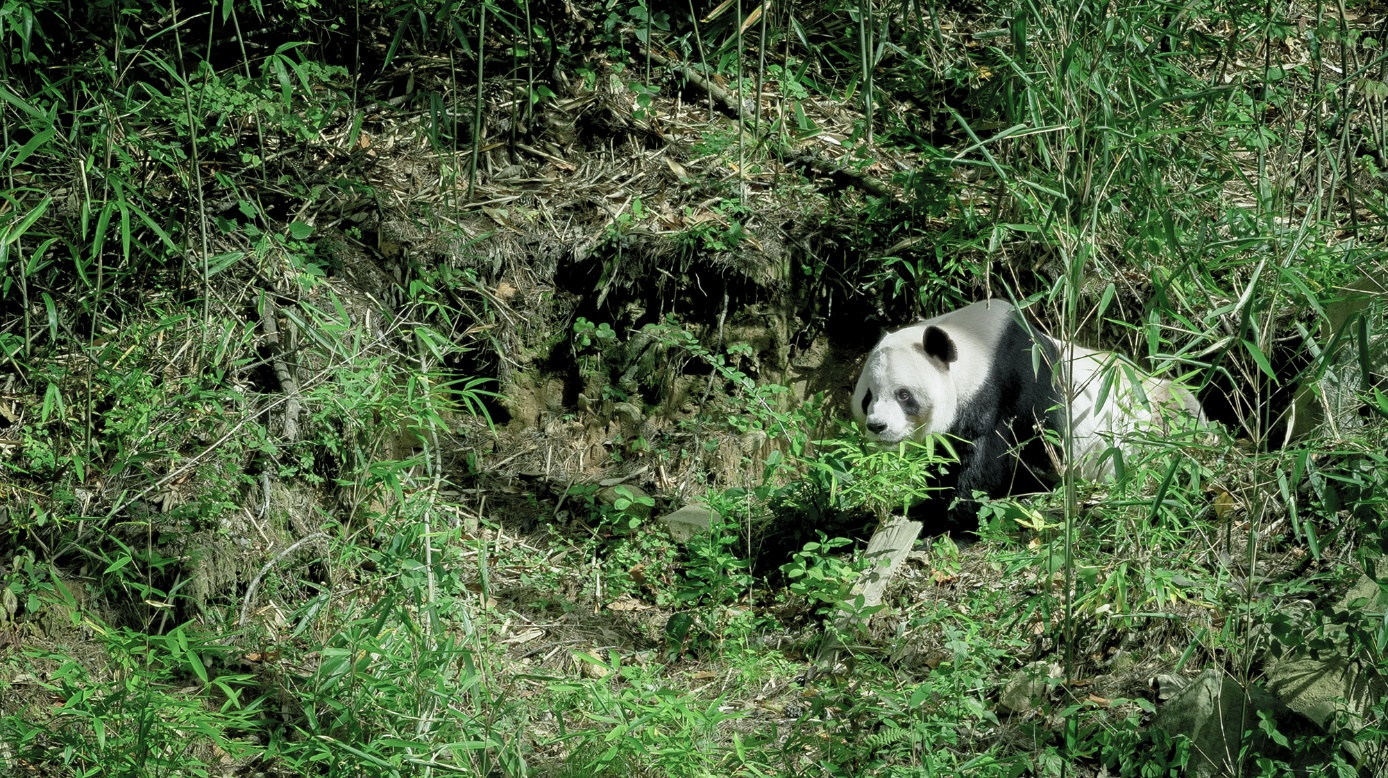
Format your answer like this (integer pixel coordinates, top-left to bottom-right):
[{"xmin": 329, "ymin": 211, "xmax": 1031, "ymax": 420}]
[{"xmin": 852, "ymin": 324, "xmax": 962, "ymax": 445}]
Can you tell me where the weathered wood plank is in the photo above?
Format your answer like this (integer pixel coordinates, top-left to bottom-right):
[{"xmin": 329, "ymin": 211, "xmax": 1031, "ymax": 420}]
[{"xmin": 815, "ymin": 514, "xmax": 923, "ymax": 667}]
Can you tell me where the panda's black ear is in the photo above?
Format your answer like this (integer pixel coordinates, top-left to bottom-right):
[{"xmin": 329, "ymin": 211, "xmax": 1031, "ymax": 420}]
[{"xmin": 923, "ymin": 326, "xmax": 958, "ymax": 364}]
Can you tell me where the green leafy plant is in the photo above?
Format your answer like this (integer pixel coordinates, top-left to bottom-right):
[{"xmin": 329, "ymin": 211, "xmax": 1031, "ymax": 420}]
[
  {"xmin": 553, "ymin": 651, "xmax": 747, "ymax": 777},
  {"xmin": 1, "ymin": 573, "xmax": 261, "ymax": 776},
  {"xmin": 574, "ymin": 317, "xmax": 618, "ymax": 353},
  {"xmin": 679, "ymin": 494, "xmax": 755, "ymax": 610},
  {"xmin": 780, "ymin": 533, "xmax": 859, "ymax": 616},
  {"xmin": 811, "ymin": 435, "xmax": 954, "ymax": 521}
]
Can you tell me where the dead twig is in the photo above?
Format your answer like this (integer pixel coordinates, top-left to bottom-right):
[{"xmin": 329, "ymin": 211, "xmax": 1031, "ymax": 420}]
[{"xmin": 783, "ymin": 150, "xmax": 895, "ymax": 199}]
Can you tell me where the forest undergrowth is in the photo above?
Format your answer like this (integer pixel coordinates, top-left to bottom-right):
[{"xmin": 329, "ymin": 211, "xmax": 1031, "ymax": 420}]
[{"xmin": 1, "ymin": 0, "xmax": 1387, "ymax": 775}]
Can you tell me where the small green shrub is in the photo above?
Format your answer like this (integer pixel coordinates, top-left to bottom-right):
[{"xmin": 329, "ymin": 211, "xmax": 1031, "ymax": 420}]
[
  {"xmin": 679, "ymin": 494, "xmax": 755, "ymax": 610},
  {"xmin": 1, "ymin": 571, "xmax": 261, "ymax": 776},
  {"xmin": 780, "ymin": 532, "xmax": 860, "ymax": 617},
  {"xmin": 553, "ymin": 651, "xmax": 747, "ymax": 778}
]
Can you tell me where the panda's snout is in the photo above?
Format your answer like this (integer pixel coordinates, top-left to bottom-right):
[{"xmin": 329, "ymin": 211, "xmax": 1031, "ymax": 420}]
[{"xmin": 866, "ymin": 420, "xmax": 888, "ymax": 435}]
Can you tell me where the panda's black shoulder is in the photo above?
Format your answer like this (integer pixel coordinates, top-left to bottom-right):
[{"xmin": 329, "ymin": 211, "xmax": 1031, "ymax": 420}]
[
  {"xmin": 993, "ymin": 316, "xmax": 1054, "ymax": 413},
  {"xmin": 998, "ymin": 315, "xmax": 1055, "ymax": 376},
  {"xmin": 956, "ymin": 315, "xmax": 1059, "ymax": 428}
]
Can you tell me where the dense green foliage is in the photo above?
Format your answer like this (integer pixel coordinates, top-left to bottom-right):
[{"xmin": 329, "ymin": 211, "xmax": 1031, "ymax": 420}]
[{"xmin": 1, "ymin": 0, "xmax": 1386, "ymax": 775}]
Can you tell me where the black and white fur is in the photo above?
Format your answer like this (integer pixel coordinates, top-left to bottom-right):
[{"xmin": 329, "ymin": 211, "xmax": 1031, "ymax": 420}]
[{"xmin": 852, "ymin": 300, "xmax": 1203, "ymax": 529}]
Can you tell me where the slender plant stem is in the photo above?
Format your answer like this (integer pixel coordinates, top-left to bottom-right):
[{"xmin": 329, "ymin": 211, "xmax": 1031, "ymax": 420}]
[
  {"xmin": 753, "ymin": 0, "xmax": 769, "ymax": 139},
  {"xmin": 1335, "ymin": 0, "xmax": 1357, "ymax": 230},
  {"xmin": 688, "ymin": 0, "xmax": 714, "ymax": 121},
  {"xmin": 522, "ymin": 0, "xmax": 534, "ymax": 128},
  {"xmin": 354, "ymin": 0, "xmax": 361, "ymax": 108},
  {"xmin": 509, "ymin": 11, "xmax": 519, "ymax": 148},
  {"xmin": 469, "ymin": 2, "xmax": 487, "ymax": 201},
  {"xmin": 0, "ymin": 68, "xmax": 30, "ymax": 358},
  {"xmin": 172, "ymin": 0, "xmax": 211, "ymax": 348},
  {"xmin": 925, "ymin": 0, "xmax": 944, "ymax": 51},
  {"xmin": 229, "ymin": 6, "xmax": 268, "ymax": 184},
  {"xmin": 860, "ymin": 0, "xmax": 873, "ymax": 146},
  {"xmin": 737, "ymin": 0, "xmax": 746, "ymax": 203},
  {"xmin": 414, "ymin": 348, "xmax": 444, "ymax": 756},
  {"xmin": 449, "ymin": 50, "xmax": 459, "ymax": 214}
]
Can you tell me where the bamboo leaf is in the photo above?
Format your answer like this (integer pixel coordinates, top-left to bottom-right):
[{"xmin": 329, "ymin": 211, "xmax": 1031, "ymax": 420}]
[
  {"xmin": 2, "ymin": 195, "xmax": 50, "ymax": 245},
  {"xmin": 1242, "ymin": 339, "xmax": 1277, "ymax": 380},
  {"xmin": 1097, "ymin": 282, "xmax": 1115, "ymax": 321},
  {"xmin": 188, "ymin": 650, "xmax": 209, "ymax": 683},
  {"xmin": 41, "ymin": 292, "xmax": 57, "ymax": 344},
  {"xmin": 40, "ymin": 379, "xmax": 61, "ymax": 421},
  {"xmin": 207, "ymin": 251, "xmax": 246, "ymax": 277},
  {"xmin": 10, "ymin": 123, "xmax": 55, "ymax": 169},
  {"xmin": 90, "ymin": 201, "xmax": 114, "ymax": 274},
  {"xmin": 703, "ymin": 0, "xmax": 735, "ymax": 22},
  {"xmin": 126, "ymin": 201, "xmax": 178, "ymax": 252},
  {"xmin": 118, "ymin": 196, "xmax": 132, "ymax": 264},
  {"xmin": 0, "ymin": 84, "xmax": 42, "ymax": 118},
  {"xmin": 104, "ymin": 555, "xmax": 133, "ymax": 574}
]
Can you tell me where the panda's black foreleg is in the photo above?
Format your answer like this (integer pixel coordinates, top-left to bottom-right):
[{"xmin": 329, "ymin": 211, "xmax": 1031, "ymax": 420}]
[{"xmin": 945, "ymin": 429, "xmax": 1014, "ymax": 532}]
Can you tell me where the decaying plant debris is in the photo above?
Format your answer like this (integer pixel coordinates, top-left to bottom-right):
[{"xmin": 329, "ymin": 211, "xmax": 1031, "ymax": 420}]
[{"xmin": 2, "ymin": 0, "xmax": 1388, "ymax": 774}]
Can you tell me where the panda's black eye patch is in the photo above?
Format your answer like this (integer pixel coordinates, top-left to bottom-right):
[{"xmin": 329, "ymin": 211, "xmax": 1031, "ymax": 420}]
[
  {"xmin": 895, "ymin": 388, "xmax": 920, "ymax": 415},
  {"xmin": 861, "ymin": 390, "xmax": 872, "ymax": 415}
]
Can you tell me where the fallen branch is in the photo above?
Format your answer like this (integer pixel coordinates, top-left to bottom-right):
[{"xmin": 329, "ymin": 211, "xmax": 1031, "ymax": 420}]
[
  {"xmin": 646, "ymin": 48, "xmax": 754, "ymax": 119},
  {"xmin": 240, "ymin": 531, "xmax": 328, "ymax": 627},
  {"xmin": 259, "ymin": 294, "xmax": 301, "ymax": 444},
  {"xmin": 813, "ymin": 513, "xmax": 922, "ymax": 674},
  {"xmin": 783, "ymin": 150, "xmax": 895, "ymax": 199}
]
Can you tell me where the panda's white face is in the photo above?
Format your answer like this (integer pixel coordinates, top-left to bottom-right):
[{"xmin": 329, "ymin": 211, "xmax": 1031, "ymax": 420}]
[{"xmin": 852, "ymin": 325, "xmax": 960, "ymax": 445}]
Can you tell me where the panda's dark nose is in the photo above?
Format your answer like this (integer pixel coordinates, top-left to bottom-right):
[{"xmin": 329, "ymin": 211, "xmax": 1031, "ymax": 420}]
[{"xmin": 866, "ymin": 421, "xmax": 887, "ymax": 435}]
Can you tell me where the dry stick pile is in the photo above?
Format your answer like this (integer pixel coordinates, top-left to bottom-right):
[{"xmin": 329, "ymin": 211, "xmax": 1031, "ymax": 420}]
[{"xmin": 644, "ymin": 47, "xmax": 897, "ymax": 201}]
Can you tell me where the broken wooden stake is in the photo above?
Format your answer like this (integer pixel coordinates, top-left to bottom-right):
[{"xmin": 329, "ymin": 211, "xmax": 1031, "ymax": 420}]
[{"xmin": 814, "ymin": 513, "xmax": 923, "ymax": 669}]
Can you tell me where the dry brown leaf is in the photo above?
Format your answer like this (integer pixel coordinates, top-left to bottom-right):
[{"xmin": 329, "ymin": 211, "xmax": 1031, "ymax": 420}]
[
  {"xmin": 505, "ymin": 627, "xmax": 545, "ymax": 644},
  {"xmin": 482, "ymin": 207, "xmax": 517, "ymax": 231},
  {"xmin": 1212, "ymin": 489, "xmax": 1237, "ymax": 519},
  {"xmin": 607, "ymin": 595, "xmax": 651, "ymax": 611},
  {"xmin": 665, "ymin": 157, "xmax": 690, "ymax": 181}
]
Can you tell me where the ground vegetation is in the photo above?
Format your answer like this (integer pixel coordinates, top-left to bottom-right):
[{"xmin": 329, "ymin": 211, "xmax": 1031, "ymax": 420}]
[{"xmin": 1, "ymin": 0, "xmax": 1386, "ymax": 775}]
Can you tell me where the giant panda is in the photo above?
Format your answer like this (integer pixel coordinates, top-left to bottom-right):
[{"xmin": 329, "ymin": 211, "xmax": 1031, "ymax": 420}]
[{"xmin": 851, "ymin": 299, "xmax": 1204, "ymax": 530}]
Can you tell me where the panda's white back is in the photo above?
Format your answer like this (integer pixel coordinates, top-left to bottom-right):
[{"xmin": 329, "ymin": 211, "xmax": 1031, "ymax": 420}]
[
  {"xmin": 922, "ymin": 300, "xmax": 1018, "ymax": 402},
  {"xmin": 1057, "ymin": 344, "xmax": 1206, "ymax": 479}
]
